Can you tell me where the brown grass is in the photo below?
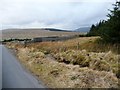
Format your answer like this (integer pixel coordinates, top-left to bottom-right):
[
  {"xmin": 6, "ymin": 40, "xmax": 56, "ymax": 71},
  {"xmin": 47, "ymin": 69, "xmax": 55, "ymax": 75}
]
[
  {"xmin": 5, "ymin": 36, "xmax": 120, "ymax": 88},
  {"xmin": 2, "ymin": 29, "xmax": 81, "ymax": 40},
  {"xmin": 23, "ymin": 36, "xmax": 119, "ymax": 54},
  {"xmin": 16, "ymin": 48, "xmax": 119, "ymax": 88}
]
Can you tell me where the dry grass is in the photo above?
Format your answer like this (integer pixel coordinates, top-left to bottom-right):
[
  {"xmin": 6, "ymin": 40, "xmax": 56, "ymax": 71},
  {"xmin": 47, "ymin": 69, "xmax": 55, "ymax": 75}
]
[
  {"xmin": 16, "ymin": 47, "xmax": 118, "ymax": 88},
  {"xmin": 2, "ymin": 29, "xmax": 81, "ymax": 40},
  {"xmin": 53, "ymin": 50, "xmax": 119, "ymax": 76},
  {"xmin": 23, "ymin": 36, "xmax": 119, "ymax": 54},
  {"xmin": 5, "ymin": 36, "xmax": 120, "ymax": 88},
  {"xmin": 25, "ymin": 37, "xmax": 98, "ymax": 53}
]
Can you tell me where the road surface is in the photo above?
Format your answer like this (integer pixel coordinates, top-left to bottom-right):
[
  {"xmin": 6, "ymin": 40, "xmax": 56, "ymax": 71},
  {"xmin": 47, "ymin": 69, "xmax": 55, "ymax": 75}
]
[
  {"xmin": 0, "ymin": 45, "xmax": 2, "ymax": 89},
  {"xmin": 2, "ymin": 45, "xmax": 45, "ymax": 88}
]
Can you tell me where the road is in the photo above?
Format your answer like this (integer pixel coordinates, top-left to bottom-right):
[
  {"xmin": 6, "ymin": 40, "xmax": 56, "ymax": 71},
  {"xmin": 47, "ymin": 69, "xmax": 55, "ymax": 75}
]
[
  {"xmin": 2, "ymin": 45, "xmax": 45, "ymax": 88},
  {"xmin": 0, "ymin": 45, "xmax": 2, "ymax": 89}
]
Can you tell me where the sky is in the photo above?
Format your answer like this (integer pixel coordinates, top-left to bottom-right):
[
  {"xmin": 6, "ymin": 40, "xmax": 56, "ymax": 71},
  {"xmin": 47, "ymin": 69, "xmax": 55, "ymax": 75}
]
[{"xmin": 0, "ymin": 0, "xmax": 117, "ymax": 30}]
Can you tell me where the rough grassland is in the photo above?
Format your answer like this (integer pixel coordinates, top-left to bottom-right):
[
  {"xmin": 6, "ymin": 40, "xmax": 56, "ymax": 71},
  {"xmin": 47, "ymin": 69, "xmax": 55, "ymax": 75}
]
[
  {"xmin": 2, "ymin": 29, "xmax": 81, "ymax": 40},
  {"xmin": 6, "ymin": 37, "xmax": 119, "ymax": 88}
]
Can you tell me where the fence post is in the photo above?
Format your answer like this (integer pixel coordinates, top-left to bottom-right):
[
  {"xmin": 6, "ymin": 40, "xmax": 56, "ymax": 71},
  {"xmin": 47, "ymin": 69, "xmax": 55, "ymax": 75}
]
[{"xmin": 77, "ymin": 42, "xmax": 80, "ymax": 50}]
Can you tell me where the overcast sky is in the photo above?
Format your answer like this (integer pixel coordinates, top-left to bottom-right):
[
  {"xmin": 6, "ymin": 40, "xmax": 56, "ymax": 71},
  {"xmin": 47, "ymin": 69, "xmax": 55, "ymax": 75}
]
[{"xmin": 0, "ymin": 0, "xmax": 116, "ymax": 30}]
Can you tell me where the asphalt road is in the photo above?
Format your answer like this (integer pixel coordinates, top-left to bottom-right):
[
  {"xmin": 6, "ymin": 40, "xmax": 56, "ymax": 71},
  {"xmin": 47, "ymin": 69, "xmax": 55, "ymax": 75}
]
[
  {"xmin": 0, "ymin": 45, "xmax": 2, "ymax": 89},
  {"xmin": 2, "ymin": 45, "xmax": 45, "ymax": 88}
]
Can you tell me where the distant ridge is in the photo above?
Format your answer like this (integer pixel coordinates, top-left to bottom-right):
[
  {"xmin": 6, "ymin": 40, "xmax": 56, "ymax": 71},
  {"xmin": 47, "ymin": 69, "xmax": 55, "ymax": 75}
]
[
  {"xmin": 2, "ymin": 28, "xmax": 80, "ymax": 40},
  {"xmin": 2, "ymin": 27, "xmax": 90, "ymax": 32},
  {"xmin": 43, "ymin": 28, "xmax": 72, "ymax": 32},
  {"xmin": 75, "ymin": 27, "xmax": 90, "ymax": 33},
  {"xmin": 2, "ymin": 28, "xmax": 72, "ymax": 32}
]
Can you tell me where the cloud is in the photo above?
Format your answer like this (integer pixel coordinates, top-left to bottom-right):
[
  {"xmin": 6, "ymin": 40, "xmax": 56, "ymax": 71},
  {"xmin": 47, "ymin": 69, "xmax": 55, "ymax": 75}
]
[{"xmin": 0, "ymin": 0, "xmax": 116, "ymax": 30}]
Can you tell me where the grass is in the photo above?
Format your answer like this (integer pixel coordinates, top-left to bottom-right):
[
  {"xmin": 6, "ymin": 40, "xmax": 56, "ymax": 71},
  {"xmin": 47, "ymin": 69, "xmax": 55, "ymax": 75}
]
[
  {"xmin": 53, "ymin": 49, "xmax": 119, "ymax": 76},
  {"xmin": 2, "ymin": 29, "xmax": 81, "ymax": 40},
  {"xmin": 15, "ymin": 51, "xmax": 119, "ymax": 88},
  {"xmin": 19, "ymin": 36, "xmax": 119, "ymax": 54},
  {"xmin": 5, "ymin": 36, "xmax": 120, "ymax": 88},
  {"xmin": 80, "ymin": 39, "xmax": 120, "ymax": 54}
]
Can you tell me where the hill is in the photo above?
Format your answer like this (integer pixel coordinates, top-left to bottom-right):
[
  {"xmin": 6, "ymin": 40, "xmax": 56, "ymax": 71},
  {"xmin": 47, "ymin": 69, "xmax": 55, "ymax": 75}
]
[
  {"xmin": 1, "ymin": 28, "xmax": 81, "ymax": 40},
  {"xmin": 75, "ymin": 27, "xmax": 90, "ymax": 33}
]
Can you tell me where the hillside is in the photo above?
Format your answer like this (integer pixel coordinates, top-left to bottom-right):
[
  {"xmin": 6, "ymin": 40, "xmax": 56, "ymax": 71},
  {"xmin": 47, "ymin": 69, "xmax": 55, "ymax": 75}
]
[
  {"xmin": 75, "ymin": 27, "xmax": 90, "ymax": 33},
  {"xmin": 1, "ymin": 28, "xmax": 81, "ymax": 40}
]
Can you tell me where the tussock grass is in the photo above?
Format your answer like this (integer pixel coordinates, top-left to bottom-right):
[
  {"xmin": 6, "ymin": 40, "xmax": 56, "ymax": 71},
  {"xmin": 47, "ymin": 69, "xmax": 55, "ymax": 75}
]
[
  {"xmin": 6, "ymin": 36, "xmax": 120, "ymax": 88},
  {"xmin": 53, "ymin": 50, "xmax": 119, "ymax": 77},
  {"xmin": 15, "ymin": 48, "xmax": 119, "ymax": 88}
]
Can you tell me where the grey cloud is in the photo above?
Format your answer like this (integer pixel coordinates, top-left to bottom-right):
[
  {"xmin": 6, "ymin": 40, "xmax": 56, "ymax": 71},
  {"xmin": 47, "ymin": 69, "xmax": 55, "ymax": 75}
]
[{"xmin": 0, "ymin": 0, "xmax": 115, "ymax": 30}]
